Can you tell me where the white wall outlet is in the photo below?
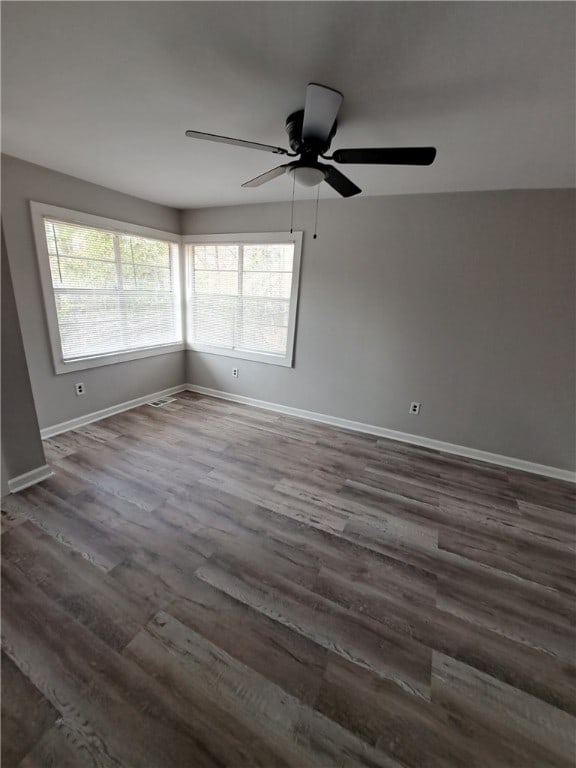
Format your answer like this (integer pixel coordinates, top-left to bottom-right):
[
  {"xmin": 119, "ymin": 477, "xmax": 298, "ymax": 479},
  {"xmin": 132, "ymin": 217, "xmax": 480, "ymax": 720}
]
[
  {"xmin": 232, "ymin": 367, "xmax": 239, "ymax": 378},
  {"xmin": 409, "ymin": 401, "xmax": 421, "ymax": 415},
  {"xmin": 75, "ymin": 382, "xmax": 86, "ymax": 396}
]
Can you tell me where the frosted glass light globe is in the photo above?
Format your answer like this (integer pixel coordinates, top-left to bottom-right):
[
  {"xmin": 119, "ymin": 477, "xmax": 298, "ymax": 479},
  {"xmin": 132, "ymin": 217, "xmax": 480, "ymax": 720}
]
[{"xmin": 288, "ymin": 166, "xmax": 326, "ymax": 187}]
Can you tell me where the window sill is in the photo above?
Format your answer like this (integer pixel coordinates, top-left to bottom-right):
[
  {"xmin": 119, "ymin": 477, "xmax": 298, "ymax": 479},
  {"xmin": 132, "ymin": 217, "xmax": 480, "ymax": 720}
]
[
  {"xmin": 53, "ymin": 342, "xmax": 185, "ymax": 375},
  {"xmin": 186, "ymin": 344, "xmax": 293, "ymax": 368}
]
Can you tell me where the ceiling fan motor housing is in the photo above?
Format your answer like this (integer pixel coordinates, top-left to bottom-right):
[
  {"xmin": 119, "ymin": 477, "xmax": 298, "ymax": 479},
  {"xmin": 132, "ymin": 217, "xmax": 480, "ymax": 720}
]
[{"xmin": 285, "ymin": 110, "xmax": 336, "ymax": 156}]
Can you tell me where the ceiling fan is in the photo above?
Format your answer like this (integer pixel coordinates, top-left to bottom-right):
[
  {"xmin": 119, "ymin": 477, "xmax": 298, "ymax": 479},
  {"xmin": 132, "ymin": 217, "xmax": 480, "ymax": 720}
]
[{"xmin": 185, "ymin": 83, "xmax": 437, "ymax": 198}]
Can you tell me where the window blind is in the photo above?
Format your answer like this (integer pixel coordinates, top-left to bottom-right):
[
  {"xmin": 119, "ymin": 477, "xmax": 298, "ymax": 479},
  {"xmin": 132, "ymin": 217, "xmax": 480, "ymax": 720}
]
[
  {"xmin": 188, "ymin": 242, "xmax": 295, "ymax": 357},
  {"xmin": 44, "ymin": 218, "xmax": 181, "ymax": 362}
]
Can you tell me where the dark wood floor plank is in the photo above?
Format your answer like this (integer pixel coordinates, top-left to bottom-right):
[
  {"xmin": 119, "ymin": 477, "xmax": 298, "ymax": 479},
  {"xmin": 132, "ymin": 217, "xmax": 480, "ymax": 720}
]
[
  {"xmin": 1, "ymin": 652, "xmax": 58, "ymax": 768},
  {"xmin": 2, "ymin": 522, "xmax": 153, "ymax": 651},
  {"xmin": 54, "ymin": 450, "xmax": 166, "ymax": 513},
  {"xmin": 438, "ymin": 525, "xmax": 576, "ymax": 595},
  {"xmin": 17, "ymin": 720, "xmax": 124, "ymax": 768},
  {"xmin": 41, "ymin": 423, "xmax": 122, "ymax": 464},
  {"xmin": 2, "ymin": 564, "xmax": 226, "ymax": 767},
  {"xmin": 436, "ymin": 567, "xmax": 576, "ymax": 662},
  {"xmin": 431, "ymin": 652, "xmax": 576, "ymax": 766},
  {"xmin": 125, "ymin": 610, "xmax": 402, "ymax": 768},
  {"xmin": 2, "ymin": 487, "xmax": 128, "ymax": 572},
  {"xmin": 168, "ymin": 576, "xmax": 328, "ymax": 705},
  {"xmin": 2, "ymin": 391, "xmax": 575, "ymax": 766},
  {"xmin": 0, "ymin": 504, "xmax": 27, "ymax": 534},
  {"xmin": 107, "ymin": 555, "xmax": 180, "ymax": 616},
  {"xmin": 200, "ymin": 470, "xmax": 351, "ymax": 534},
  {"xmin": 342, "ymin": 474, "xmax": 574, "ymax": 560},
  {"xmin": 316, "ymin": 653, "xmax": 556, "ymax": 768},
  {"xmin": 311, "ymin": 562, "xmax": 576, "ymax": 715},
  {"xmin": 172, "ymin": 479, "xmax": 437, "ymax": 606},
  {"xmin": 59, "ymin": 488, "xmax": 216, "ymax": 600},
  {"xmin": 515, "ymin": 499, "xmax": 576, "ymax": 539},
  {"xmin": 196, "ymin": 553, "xmax": 433, "ymax": 700},
  {"xmin": 508, "ymin": 474, "xmax": 576, "ymax": 514}
]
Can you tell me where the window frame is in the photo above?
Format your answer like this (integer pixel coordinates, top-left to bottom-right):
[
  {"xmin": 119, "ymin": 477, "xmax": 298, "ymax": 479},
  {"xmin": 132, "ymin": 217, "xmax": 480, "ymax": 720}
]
[
  {"xmin": 30, "ymin": 201, "xmax": 185, "ymax": 374},
  {"xmin": 184, "ymin": 232, "xmax": 303, "ymax": 367}
]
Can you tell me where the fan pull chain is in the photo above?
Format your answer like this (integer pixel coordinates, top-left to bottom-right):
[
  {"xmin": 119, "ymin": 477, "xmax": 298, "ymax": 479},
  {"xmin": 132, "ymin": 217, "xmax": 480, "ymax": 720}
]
[
  {"xmin": 313, "ymin": 183, "xmax": 320, "ymax": 240},
  {"xmin": 289, "ymin": 173, "xmax": 296, "ymax": 234}
]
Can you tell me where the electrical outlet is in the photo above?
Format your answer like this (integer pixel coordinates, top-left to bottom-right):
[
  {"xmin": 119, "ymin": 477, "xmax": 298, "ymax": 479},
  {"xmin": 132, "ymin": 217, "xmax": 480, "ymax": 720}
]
[
  {"xmin": 75, "ymin": 382, "xmax": 86, "ymax": 396},
  {"xmin": 409, "ymin": 401, "xmax": 421, "ymax": 415},
  {"xmin": 232, "ymin": 367, "xmax": 239, "ymax": 378}
]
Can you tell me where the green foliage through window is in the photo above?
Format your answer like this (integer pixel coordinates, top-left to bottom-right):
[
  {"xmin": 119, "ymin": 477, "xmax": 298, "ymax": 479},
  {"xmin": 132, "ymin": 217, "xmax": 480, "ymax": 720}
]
[
  {"xmin": 189, "ymin": 243, "xmax": 294, "ymax": 356},
  {"xmin": 44, "ymin": 218, "xmax": 181, "ymax": 361}
]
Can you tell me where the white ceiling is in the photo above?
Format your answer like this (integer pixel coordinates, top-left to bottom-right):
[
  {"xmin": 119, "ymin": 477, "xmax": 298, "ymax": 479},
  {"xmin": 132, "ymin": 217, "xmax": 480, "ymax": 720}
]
[{"xmin": 2, "ymin": 1, "xmax": 575, "ymax": 208}]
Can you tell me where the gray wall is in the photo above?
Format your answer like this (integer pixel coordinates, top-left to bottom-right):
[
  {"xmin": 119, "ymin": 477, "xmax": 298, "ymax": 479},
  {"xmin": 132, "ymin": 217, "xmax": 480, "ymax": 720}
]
[
  {"xmin": 182, "ymin": 190, "xmax": 576, "ymax": 471},
  {"xmin": 1, "ymin": 449, "xmax": 9, "ymax": 498},
  {"xmin": 2, "ymin": 155, "xmax": 185, "ymax": 430},
  {"xmin": 3, "ymin": 152, "xmax": 573, "ymax": 472},
  {"xmin": 1, "ymin": 225, "xmax": 46, "ymax": 489}
]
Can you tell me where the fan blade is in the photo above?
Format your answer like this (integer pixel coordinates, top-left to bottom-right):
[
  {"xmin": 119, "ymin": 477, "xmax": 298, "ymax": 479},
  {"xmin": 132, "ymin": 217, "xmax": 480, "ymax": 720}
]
[
  {"xmin": 185, "ymin": 130, "xmax": 288, "ymax": 155},
  {"xmin": 241, "ymin": 165, "xmax": 288, "ymax": 188},
  {"xmin": 332, "ymin": 147, "xmax": 437, "ymax": 165},
  {"xmin": 302, "ymin": 83, "xmax": 343, "ymax": 144},
  {"xmin": 323, "ymin": 166, "xmax": 361, "ymax": 198}
]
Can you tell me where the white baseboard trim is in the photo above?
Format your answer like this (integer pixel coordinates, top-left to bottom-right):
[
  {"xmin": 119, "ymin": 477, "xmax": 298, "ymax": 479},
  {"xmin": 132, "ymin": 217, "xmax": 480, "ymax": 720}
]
[
  {"xmin": 185, "ymin": 384, "xmax": 576, "ymax": 483},
  {"xmin": 8, "ymin": 464, "xmax": 54, "ymax": 493},
  {"xmin": 34, "ymin": 380, "xmax": 574, "ymax": 483},
  {"xmin": 40, "ymin": 385, "xmax": 187, "ymax": 440}
]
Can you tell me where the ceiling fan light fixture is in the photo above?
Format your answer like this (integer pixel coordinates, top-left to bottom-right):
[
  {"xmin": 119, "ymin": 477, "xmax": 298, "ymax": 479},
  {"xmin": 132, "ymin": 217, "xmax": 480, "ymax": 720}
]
[{"xmin": 288, "ymin": 165, "xmax": 326, "ymax": 187}]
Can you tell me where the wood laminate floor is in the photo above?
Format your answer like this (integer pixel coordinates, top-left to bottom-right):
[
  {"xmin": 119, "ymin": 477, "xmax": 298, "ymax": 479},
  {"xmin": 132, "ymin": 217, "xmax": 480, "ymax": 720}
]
[{"xmin": 2, "ymin": 391, "xmax": 575, "ymax": 767}]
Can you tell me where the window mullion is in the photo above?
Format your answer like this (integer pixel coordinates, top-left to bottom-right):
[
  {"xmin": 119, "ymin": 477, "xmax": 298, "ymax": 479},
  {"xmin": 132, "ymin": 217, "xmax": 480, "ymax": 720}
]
[
  {"xmin": 189, "ymin": 245, "xmax": 196, "ymax": 344},
  {"xmin": 51, "ymin": 222, "xmax": 64, "ymax": 284},
  {"xmin": 113, "ymin": 234, "xmax": 128, "ymax": 349},
  {"xmin": 130, "ymin": 238, "xmax": 138, "ymax": 287},
  {"xmin": 235, "ymin": 245, "xmax": 244, "ymax": 351}
]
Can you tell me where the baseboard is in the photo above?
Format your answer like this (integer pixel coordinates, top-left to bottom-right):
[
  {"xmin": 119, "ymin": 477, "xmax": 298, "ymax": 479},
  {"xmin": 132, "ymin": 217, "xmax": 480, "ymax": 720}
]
[
  {"xmin": 40, "ymin": 385, "xmax": 187, "ymax": 440},
  {"xmin": 35, "ymin": 380, "xmax": 574, "ymax": 482},
  {"xmin": 185, "ymin": 384, "xmax": 576, "ymax": 483},
  {"xmin": 8, "ymin": 464, "xmax": 54, "ymax": 493}
]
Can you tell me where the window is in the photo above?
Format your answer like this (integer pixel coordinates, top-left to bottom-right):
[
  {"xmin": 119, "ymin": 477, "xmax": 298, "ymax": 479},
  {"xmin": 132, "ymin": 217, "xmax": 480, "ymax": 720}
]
[
  {"xmin": 31, "ymin": 202, "xmax": 183, "ymax": 373},
  {"xmin": 184, "ymin": 232, "xmax": 302, "ymax": 366},
  {"xmin": 31, "ymin": 207, "xmax": 303, "ymax": 373}
]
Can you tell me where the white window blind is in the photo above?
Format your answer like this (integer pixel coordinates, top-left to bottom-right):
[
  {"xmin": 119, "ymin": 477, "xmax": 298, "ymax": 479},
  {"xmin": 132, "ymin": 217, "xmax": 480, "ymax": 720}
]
[
  {"xmin": 43, "ymin": 217, "xmax": 182, "ymax": 362},
  {"xmin": 187, "ymin": 239, "xmax": 299, "ymax": 365}
]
